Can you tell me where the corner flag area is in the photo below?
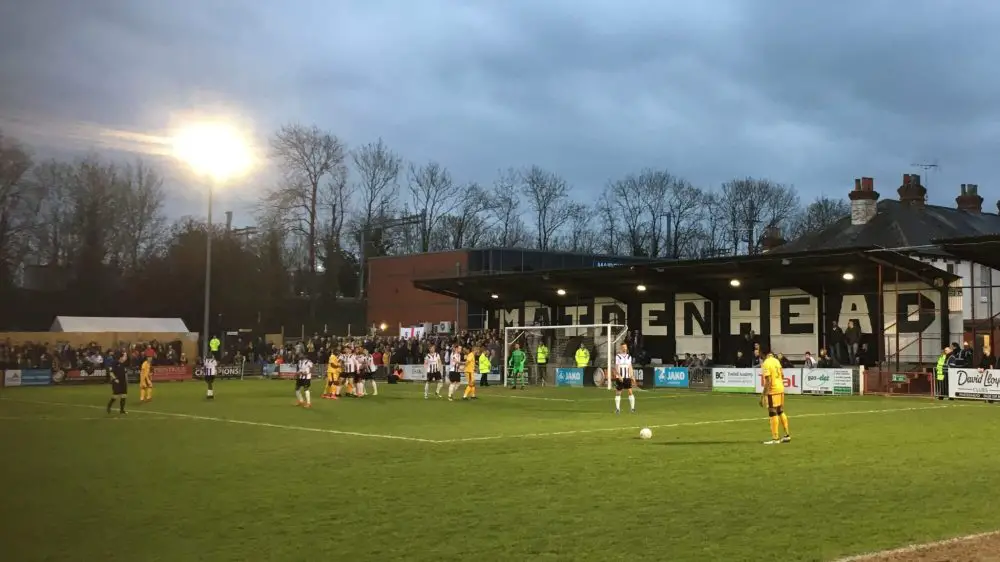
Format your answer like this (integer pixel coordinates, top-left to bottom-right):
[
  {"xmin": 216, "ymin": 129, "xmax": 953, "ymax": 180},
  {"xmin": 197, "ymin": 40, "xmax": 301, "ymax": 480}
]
[{"xmin": 1, "ymin": 383, "xmax": 998, "ymax": 561}]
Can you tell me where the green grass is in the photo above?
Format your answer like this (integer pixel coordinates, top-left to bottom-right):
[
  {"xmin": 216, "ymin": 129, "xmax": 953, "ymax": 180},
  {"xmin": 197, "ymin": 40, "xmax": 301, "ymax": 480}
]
[{"xmin": 1, "ymin": 381, "xmax": 998, "ymax": 562}]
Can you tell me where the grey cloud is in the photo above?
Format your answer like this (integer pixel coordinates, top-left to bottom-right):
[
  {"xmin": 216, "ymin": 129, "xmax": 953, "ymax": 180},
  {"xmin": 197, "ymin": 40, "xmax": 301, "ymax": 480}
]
[{"xmin": 2, "ymin": 0, "xmax": 999, "ymax": 220}]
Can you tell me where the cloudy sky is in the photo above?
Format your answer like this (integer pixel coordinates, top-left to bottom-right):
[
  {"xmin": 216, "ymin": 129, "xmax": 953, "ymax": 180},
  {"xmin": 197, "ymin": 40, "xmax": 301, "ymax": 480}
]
[{"xmin": 2, "ymin": 0, "xmax": 999, "ymax": 221}]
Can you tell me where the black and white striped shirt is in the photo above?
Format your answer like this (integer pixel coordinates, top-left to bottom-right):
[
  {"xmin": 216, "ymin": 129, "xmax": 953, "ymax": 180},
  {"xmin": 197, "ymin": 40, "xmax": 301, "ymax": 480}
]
[
  {"xmin": 425, "ymin": 353, "xmax": 442, "ymax": 373},
  {"xmin": 343, "ymin": 354, "xmax": 356, "ymax": 373},
  {"xmin": 298, "ymin": 359, "xmax": 314, "ymax": 380},
  {"xmin": 204, "ymin": 358, "xmax": 218, "ymax": 377},
  {"xmin": 615, "ymin": 353, "xmax": 633, "ymax": 379}
]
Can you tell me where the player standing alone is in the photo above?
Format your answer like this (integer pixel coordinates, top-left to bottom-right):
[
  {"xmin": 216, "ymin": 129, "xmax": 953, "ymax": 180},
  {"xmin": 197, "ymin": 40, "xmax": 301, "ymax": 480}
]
[
  {"xmin": 613, "ymin": 343, "xmax": 636, "ymax": 414},
  {"xmin": 107, "ymin": 351, "xmax": 128, "ymax": 415},
  {"xmin": 203, "ymin": 355, "xmax": 218, "ymax": 400},
  {"xmin": 508, "ymin": 343, "xmax": 527, "ymax": 390},
  {"xmin": 760, "ymin": 350, "xmax": 791, "ymax": 444},
  {"xmin": 295, "ymin": 354, "xmax": 314, "ymax": 408},
  {"xmin": 139, "ymin": 356, "xmax": 153, "ymax": 403},
  {"xmin": 424, "ymin": 345, "xmax": 444, "ymax": 399}
]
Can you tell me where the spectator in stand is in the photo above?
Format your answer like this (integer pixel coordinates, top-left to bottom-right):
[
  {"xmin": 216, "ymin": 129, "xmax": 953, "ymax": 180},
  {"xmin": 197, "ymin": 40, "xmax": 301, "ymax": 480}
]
[
  {"xmin": 803, "ymin": 351, "xmax": 817, "ymax": 369},
  {"xmin": 844, "ymin": 320, "xmax": 861, "ymax": 365},
  {"xmin": 830, "ymin": 321, "xmax": 846, "ymax": 365},
  {"xmin": 816, "ymin": 348, "xmax": 838, "ymax": 368}
]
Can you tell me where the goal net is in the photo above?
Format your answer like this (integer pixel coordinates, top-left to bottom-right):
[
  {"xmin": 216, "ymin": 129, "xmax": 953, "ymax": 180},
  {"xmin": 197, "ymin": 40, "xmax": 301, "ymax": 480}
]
[{"xmin": 503, "ymin": 324, "xmax": 629, "ymax": 389}]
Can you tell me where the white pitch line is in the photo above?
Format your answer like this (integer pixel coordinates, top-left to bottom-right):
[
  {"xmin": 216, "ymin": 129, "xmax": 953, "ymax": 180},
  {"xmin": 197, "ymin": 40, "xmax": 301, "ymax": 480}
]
[
  {"xmin": 833, "ymin": 529, "xmax": 1000, "ymax": 561},
  {"xmin": 438, "ymin": 405, "xmax": 952, "ymax": 443},
  {"xmin": 489, "ymin": 394, "xmax": 575, "ymax": 402},
  {"xmin": 1, "ymin": 399, "xmax": 436, "ymax": 443}
]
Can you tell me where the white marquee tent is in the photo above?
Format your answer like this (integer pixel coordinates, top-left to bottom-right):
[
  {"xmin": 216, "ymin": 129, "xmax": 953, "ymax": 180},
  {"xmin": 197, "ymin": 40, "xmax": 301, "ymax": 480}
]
[{"xmin": 50, "ymin": 316, "xmax": 190, "ymax": 333}]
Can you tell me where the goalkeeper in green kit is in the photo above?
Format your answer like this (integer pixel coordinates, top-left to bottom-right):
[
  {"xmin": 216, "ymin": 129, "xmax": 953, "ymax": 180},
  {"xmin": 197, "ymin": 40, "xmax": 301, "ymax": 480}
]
[{"xmin": 508, "ymin": 343, "xmax": 527, "ymax": 390}]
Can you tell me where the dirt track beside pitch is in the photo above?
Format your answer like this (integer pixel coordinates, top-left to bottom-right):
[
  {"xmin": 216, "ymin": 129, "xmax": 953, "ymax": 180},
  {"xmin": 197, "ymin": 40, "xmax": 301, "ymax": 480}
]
[{"xmin": 859, "ymin": 532, "xmax": 1000, "ymax": 562}]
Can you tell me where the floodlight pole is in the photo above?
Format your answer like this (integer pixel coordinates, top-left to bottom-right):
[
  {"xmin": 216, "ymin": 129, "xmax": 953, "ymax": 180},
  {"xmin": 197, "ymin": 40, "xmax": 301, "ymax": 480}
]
[{"xmin": 202, "ymin": 180, "xmax": 214, "ymax": 361}]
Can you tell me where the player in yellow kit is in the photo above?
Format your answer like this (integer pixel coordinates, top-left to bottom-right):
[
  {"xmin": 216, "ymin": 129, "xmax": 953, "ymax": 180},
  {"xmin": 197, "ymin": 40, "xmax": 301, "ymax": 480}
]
[
  {"xmin": 139, "ymin": 356, "xmax": 153, "ymax": 403},
  {"xmin": 462, "ymin": 346, "xmax": 478, "ymax": 400},
  {"xmin": 323, "ymin": 351, "xmax": 341, "ymax": 400},
  {"xmin": 760, "ymin": 350, "xmax": 791, "ymax": 444}
]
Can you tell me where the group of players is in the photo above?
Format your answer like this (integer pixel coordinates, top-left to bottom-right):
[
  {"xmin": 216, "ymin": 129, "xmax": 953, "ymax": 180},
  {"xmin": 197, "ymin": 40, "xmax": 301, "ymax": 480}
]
[{"xmin": 107, "ymin": 337, "xmax": 790, "ymax": 445}]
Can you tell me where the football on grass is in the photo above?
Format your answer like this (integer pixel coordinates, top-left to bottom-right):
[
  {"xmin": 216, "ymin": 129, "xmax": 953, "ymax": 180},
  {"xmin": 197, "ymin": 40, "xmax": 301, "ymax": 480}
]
[{"xmin": 639, "ymin": 428, "xmax": 652, "ymax": 440}]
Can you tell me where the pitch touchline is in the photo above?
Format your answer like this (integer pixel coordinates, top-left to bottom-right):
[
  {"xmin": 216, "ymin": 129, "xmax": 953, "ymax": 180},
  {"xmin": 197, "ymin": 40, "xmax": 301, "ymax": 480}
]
[
  {"xmin": 437, "ymin": 405, "xmax": 953, "ymax": 443},
  {"xmin": 832, "ymin": 529, "xmax": 1000, "ymax": 561},
  {"xmin": 2, "ymin": 399, "xmax": 436, "ymax": 443}
]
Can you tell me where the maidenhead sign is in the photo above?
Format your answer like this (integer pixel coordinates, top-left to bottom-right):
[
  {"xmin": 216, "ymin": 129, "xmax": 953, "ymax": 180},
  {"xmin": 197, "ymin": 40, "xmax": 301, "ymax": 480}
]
[
  {"xmin": 488, "ymin": 283, "xmax": 960, "ymax": 365},
  {"xmin": 949, "ymin": 369, "xmax": 1000, "ymax": 401}
]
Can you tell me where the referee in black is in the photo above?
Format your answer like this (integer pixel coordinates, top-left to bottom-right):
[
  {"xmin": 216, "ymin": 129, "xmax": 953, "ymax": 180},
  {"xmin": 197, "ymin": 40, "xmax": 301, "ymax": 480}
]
[{"xmin": 107, "ymin": 350, "xmax": 128, "ymax": 415}]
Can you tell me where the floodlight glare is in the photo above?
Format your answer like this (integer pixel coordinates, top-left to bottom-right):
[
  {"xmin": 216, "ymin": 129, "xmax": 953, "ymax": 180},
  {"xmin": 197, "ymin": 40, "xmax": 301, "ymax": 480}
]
[
  {"xmin": 842, "ymin": 272, "xmax": 855, "ymax": 281},
  {"xmin": 379, "ymin": 323, "xmax": 387, "ymax": 331},
  {"xmin": 637, "ymin": 284, "xmax": 647, "ymax": 292},
  {"xmin": 556, "ymin": 288, "xmax": 567, "ymax": 296},
  {"xmin": 729, "ymin": 279, "xmax": 741, "ymax": 287},
  {"xmin": 172, "ymin": 121, "xmax": 252, "ymax": 182},
  {"xmin": 490, "ymin": 293, "xmax": 499, "ymax": 299}
]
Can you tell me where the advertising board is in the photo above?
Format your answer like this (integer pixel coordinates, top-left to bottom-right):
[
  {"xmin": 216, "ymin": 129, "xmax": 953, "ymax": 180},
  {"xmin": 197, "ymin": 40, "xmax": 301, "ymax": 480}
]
[
  {"xmin": 555, "ymin": 368, "xmax": 584, "ymax": 387},
  {"xmin": 654, "ymin": 367, "xmax": 689, "ymax": 388},
  {"xmin": 711, "ymin": 368, "xmax": 756, "ymax": 393},
  {"xmin": 949, "ymin": 368, "xmax": 1000, "ymax": 401}
]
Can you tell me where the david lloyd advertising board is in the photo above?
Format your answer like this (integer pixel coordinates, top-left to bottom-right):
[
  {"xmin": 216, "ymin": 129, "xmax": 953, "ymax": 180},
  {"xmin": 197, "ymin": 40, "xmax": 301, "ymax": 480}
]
[
  {"xmin": 949, "ymin": 369, "xmax": 1000, "ymax": 401},
  {"xmin": 711, "ymin": 368, "xmax": 756, "ymax": 393}
]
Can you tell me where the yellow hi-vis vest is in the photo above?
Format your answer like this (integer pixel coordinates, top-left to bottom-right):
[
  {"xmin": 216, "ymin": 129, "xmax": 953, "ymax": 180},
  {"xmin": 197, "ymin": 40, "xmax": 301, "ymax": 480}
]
[
  {"xmin": 209, "ymin": 337, "xmax": 220, "ymax": 352},
  {"xmin": 575, "ymin": 347, "xmax": 590, "ymax": 367},
  {"xmin": 536, "ymin": 345, "xmax": 549, "ymax": 364},
  {"xmin": 479, "ymin": 354, "xmax": 491, "ymax": 374},
  {"xmin": 936, "ymin": 353, "xmax": 947, "ymax": 380}
]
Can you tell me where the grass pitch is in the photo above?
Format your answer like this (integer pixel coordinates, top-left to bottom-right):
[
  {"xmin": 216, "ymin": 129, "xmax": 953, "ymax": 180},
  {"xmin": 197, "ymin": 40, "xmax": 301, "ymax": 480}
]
[{"xmin": 1, "ymin": 381, "xmax": 998, "ymax": 561}]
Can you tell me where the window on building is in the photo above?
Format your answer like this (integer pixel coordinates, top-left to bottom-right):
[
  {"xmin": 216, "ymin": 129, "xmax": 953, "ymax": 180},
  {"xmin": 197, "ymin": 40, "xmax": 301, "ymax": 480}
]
[
  {"xmin": 946, "ymin": 263, "xmax": 955, "ymax": 275},
  {"xmin": 982, "ymin": 265, "xmax": 991, "ymax": 298}
]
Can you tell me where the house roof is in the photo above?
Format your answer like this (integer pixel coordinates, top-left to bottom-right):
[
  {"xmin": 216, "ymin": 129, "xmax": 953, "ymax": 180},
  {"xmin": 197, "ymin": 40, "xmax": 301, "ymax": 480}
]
[
  {"xmin": 931, "ymin": 234, "xmax": 1000, "ymax": 271},
  {"xmin": 414, "ymin": 246, "xmax": 958, "ymax": 307},
  {"xmin": 50, "ymin": 316, "xmax": 191, "ymax": 333},
  {"xmin": 775, "ymin": 199, "xmax": 1000, "ymax": 255}
]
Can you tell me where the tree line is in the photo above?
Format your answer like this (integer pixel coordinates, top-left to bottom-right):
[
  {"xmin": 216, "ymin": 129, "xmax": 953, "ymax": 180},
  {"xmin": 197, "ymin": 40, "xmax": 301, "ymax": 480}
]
[{"xmin": 0, "ymin": 125, "xmax": 848, "ymax": 331}]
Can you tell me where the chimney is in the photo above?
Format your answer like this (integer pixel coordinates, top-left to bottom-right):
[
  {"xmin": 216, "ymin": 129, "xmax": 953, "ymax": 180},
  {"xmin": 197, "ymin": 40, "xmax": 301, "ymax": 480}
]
[
  {"xmin": 898, "ymin": 173, "xmax": 927, "ymax": 207},
  {"xmin": 848, "ymin": 176, "xmax": 879, "ymax": 225},
  {"xmin": 225, "ymin": 211, "xmax": 234, "ymax": 232},
  {"xmin": 956, "ymin": 184, "xmax": 983, "ymax": 214},
  {"xmin": 760, "ymin": 225, "xmax": 786, "ymax": 253}
]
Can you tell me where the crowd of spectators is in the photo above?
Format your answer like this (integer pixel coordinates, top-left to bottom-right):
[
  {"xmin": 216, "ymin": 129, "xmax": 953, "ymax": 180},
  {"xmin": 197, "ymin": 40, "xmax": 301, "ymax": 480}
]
[{"xmin": 0, "ymin": 339, "xmax": 186, "ymax": 370}]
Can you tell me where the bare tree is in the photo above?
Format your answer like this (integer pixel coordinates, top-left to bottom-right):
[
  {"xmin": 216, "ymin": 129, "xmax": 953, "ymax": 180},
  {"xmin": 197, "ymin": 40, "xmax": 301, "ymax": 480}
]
[
  {"xmin": 686, "ymin": 192, "xmax": 730, "ymax": 258},
  {"xmin": 555, "ymin": 202, "xmax": 599, "ymax": 253},
  {"xmin": 595, "ymin": 191, "xmax": 622, "ymax": 255},
  {"xmin": 487, "ymin": 168, "xmax": 529, "ymax": 248},
  {"xmin": 719, "ymin": 177, "xmax": 799, "ymax": 255},
  {"xmin": 0, "ymin": 131, "xmax": 37, "ymax": 287},
  {"xmin": 116, "ymin": 160, "xmax": 167, "ymax": 272},
  {"xmin": 352, "ymin": 138, "xmax": 402, "ymax": 230},
  {"xmin": 407, "ymin": 160, "xmax": 460, "ymax": 252},
  {"xmin": 434, "ymin": 183, "xmax": 490, "ymax": 249},
  {"xmin": 520, "ymin": 165, "xmax": 573, "ymax": 251},
  {"xmin": 606, "ymin": 172, "xmax": 655, "ymax": 256},
  {"xmin": 262, "ymin": 123, "xmax": 348, "ymax": 274},
  {"xmin": 788, "ymin": 195, "xmax": 849, "ymax": 240},
  {"xmin": 662, "ymin": 178, "xmax": 705, "ymax": 258},
  {"xmin": 31, "ymin": 159, "xmax": 74, "ymax": 267}
]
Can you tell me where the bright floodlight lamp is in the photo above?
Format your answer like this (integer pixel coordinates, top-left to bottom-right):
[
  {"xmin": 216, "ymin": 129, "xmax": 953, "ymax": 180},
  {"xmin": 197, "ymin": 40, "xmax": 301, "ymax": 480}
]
[
  {"xmin": 172, "ymin": 121, "xmax": 252, "ymax": 182},
  {"xmin": 556, "ymin": 288, "xmax": 567, "ymax": 296},
  {"xmin": 379, "ymin": 323, "xmax": 388, "ymax": 331},
  {"xmin": 842, "ymin": 272, "xmax": 855, "ymax": 281},
  {"xmin": 729, "ymin": 279, "xmax": 741, "ymax": 287},
  {"xmin": 490, "ymin": 293, "xmax": 499, "ymax": 299},
  {"xmin": 636, "ymin": 284, "xmax": 647, "ymax": 292}
]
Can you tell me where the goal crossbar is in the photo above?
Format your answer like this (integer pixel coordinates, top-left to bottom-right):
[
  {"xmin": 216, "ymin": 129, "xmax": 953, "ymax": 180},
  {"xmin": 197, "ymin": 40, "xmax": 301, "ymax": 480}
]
[{"xmin": 503, "ymin": 324, "xmax": 628, "ymax": 389}]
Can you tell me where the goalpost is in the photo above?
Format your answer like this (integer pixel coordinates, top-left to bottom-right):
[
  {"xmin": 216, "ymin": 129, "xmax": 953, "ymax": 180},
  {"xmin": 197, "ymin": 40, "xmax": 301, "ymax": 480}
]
[{"xmin": 503, "ymin": 324, "xmax": 629, "ymax": 389}]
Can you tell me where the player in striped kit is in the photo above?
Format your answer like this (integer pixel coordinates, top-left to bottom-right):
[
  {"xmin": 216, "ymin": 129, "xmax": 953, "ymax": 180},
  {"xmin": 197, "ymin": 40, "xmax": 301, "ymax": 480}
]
[
  {"xmin": 358, "ymin": 348, "xmax": 377, "ymax": 397},
  {"xmin": 203, "ymin": 355, "xmax": 218, "ymax": 400},
  {"xmin": 337, "ymin": 346, "xmax": 356, "ymax": 398},
  {"xmin": 424, "ymin": 345, "xmax": 444, "ymax": 399},
  {"xmin": 613, "ymin": 343, "xmax": 636, "ymax": 414},
  {"xmin": 447, "ymin": 344, "xmax": 463, "ymax": 401},
  {"xmin": 352, "ymin": 348, "xmax": 367, "ymax": 397},
  {"xmin": 295, "ymin": 354, "xmax": 314, "ymax": 408}
]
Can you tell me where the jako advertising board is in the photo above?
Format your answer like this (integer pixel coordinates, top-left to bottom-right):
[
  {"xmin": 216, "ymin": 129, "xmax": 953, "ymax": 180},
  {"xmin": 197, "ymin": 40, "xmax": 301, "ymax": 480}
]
[
  {"xmin": 711, "ymin": 368, "xmax": 756, "ymax": 393},
  {"xmin": 19, "ymin": 369, "xmax": 52, "ymax": 386},
  {"xmin": 654, "ymin": 367, "xmax": 689, "ymax": 388},
  {"xmin": 799, "ymin": 368, "xmax": 853, "ymax": 396},
  {"xmin": 949, "ymin": 368, "xmax": 1000, "ymax": 401},
  {"xmin": 555, "ymin": 368, "xmax": 584, "ymax": 387}
]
